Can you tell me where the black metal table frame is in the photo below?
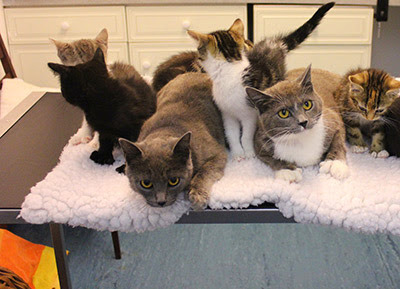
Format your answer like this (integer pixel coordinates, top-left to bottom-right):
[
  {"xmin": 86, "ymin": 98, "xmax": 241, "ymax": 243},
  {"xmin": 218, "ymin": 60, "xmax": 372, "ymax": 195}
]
[{"xmin": 1, "ymin": 206, "xmax": 294, "ymax": 289}]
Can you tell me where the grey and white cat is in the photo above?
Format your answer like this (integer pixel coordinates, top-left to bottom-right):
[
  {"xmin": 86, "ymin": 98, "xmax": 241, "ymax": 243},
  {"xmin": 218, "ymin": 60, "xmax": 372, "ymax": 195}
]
[
  {"xmin": 119, "ymin": 72, "xmax": 227, "ymax": 210},
  {"xmin": 187, "ymin": 2, "xmax": 334, "ymax": 161},
  {"xmin": 246, "ymin": 65, "xmax": 349, "ymax": 183},
  {"xmin": 51, "ymin": 28, "xmax": 108, "ymax": 146}
]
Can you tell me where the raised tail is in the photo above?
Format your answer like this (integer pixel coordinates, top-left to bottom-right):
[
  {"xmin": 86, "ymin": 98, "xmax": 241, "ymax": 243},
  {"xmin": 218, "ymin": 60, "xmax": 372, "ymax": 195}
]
[{"xmin": 282, "ymin": 2, "xmax": 335, "ymax": 51}]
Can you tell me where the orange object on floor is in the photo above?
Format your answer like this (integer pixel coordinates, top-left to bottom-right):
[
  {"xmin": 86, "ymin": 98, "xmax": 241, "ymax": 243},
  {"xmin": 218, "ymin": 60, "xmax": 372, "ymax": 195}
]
[{"xmin": 0, "ymin": 229, "xmax": 61, "ymax": 289}]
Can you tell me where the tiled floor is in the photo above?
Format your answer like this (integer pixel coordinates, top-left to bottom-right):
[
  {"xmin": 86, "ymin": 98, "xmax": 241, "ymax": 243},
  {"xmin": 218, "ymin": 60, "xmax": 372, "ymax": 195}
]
[{"xmin": 8, "ymin": 222, "xmax": 400, "ymax": 289}]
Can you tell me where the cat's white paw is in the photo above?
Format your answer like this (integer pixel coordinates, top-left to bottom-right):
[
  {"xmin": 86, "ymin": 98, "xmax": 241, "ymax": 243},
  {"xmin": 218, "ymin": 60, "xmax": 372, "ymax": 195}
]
[
  {"xmin": 89, "ymin": 132, "xmax": 100, "ymax": 150},
  {"xmin": 275, "ymin": 168, "xmax": 302, "ymax": 183},
  {"xmin": 350, "ymin": 145, "xmax": 368, "ymax": 153},
  {"xmin": 370, "ymin": 150, "xmax": 389, "ymax": 158},
  {"xmin": 320, "ymin": 160, "xmax": 349, "ymax": 180},
  {"xmin": 70, "ymin": 133, "xmax": 93, "ymax": 145}
]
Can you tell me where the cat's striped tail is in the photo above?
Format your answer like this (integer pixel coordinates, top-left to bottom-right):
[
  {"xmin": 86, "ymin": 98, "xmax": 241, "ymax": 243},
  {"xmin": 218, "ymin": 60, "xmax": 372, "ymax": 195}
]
[{"xmin": 281, "ymin": 2, "xmax": 335, "ymax": 51}]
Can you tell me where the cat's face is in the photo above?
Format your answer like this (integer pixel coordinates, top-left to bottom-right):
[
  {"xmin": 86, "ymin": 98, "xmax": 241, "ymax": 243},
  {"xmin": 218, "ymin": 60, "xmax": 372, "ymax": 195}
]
[
  {"xmin": 50, "ymin": 28, "xmax": 108, "ymax": 66},
  {"xmin": 119, "ymin": 133, "xmax": 193, "ymax": 208},
  {"xmin": 48, "ymin": 48, "xmax": 108, "ymax": 107},
  {"xmin": 187, "ymin": 19, "xmax": 253, "ymax": 62},
  {"xmin": 246, "ymin": 65, "xmax": 323, "ymax": 138},
  {"xmin": 348, "ymin": 69, "xmax": 400, "ymax": 121}
]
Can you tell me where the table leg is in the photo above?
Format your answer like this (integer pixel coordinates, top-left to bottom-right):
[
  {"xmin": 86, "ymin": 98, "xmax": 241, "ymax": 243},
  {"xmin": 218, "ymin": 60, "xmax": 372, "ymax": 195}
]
[
  {"xmin": 111, "ymin": 231, "xmax": 121, "ymax": 259},
  {"xmin": 50, "ymin": 223, "xmax": 72, "ymax": 289}
]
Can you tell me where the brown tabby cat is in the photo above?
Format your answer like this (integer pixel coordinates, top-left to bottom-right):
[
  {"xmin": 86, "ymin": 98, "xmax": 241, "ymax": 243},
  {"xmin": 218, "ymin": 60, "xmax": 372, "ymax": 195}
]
[
  {"xmin": 119, "ymin": 72, "xmax": 227, "ymax": 210},
  {"xmin": 50, "ymin": 28, "xmax": 108, "ymax": 66},
  {"xmin": 334, "ymin": 68, "xmax": 400, "ymax": 157},
  {"xmin": 246, "ymin": 65, "xmax": 349, "ymax": 183}
]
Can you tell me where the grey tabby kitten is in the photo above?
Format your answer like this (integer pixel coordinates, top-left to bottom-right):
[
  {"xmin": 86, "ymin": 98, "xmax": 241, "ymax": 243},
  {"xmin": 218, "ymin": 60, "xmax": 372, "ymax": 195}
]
[
  {"xmin": 50, "ymin": 28, "xmax": 108, "ymax": 66},
  {"xmin": 246, "ymin": 65, "xmax": 349, "ymax": 183},
  {"xmin": 119, "ymin": 72, "xmax": 227, "ymax": 210},
  {"xmin": 51, "ymin": 28, "xmax": 109, "ymax": 146}
]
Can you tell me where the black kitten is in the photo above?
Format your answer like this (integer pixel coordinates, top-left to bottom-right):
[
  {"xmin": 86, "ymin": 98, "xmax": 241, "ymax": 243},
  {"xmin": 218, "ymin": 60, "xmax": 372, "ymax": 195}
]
[{"xmin": 48, "ymin": 48, "xmax": 156, "ymax": 165}]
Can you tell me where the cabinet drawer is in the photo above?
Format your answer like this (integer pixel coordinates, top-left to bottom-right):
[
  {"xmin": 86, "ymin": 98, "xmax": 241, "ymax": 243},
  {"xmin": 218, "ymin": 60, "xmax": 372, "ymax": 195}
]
[
  {"xmin": 10, "ymin": 43, "xmax": 129, "ymax": 88},
  {"xmin": 286, "ymin": 45, "xmax": 371, "ymax": 75},
  {"xmin": 254, "ymin": 6, "xmax": 373, "ymax": 44},
  {"xmin": 127, "ymin": 5, "xmax": 246, "ymax": 43},
  {"xmin": 129, "ymin": 42, "xmax": 196, "ymax": 76},
  {"xmin": 5, "ymin": 7, "xmax": 127, "ymax": 44}
]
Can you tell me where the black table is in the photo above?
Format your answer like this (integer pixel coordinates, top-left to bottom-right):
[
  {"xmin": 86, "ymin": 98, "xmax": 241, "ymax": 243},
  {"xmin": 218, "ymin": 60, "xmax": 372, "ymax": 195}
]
[{"xmin": 0, "ymin": 92, "xmax": 293, "ymax": 289}]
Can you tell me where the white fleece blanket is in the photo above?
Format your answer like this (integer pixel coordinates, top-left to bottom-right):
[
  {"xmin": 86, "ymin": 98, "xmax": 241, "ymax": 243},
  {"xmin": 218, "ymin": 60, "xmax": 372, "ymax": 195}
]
[{"xmin": 20, "ymin": 132, "xmax": 400, "ymax": 235}]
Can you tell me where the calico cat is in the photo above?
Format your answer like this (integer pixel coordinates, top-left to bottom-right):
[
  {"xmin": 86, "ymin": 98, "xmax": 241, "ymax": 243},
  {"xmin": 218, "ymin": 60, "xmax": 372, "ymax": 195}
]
[
  {"xmin": 119, "ymin": 72, "xmax": 227, "ymax": 210},
  {"xmin": 48, "ymin": 48, "xmax": 156, "ymax": 165},
  {"xmin": 187, "ymin": 2, "xmax": 335, "ymax": 160},
  {"xmin": 334, "ymin": 68, "xmax": 400, "ymax": 157},
  {"xmin": 246, "ymin": 65, "xmax": 349, "ymax": 183},
  {"xmin": 51, "ymin": 28, "xmax": 109, "ymax": 146},
  {"xmin": 50, "ymin": 28, "xmax": 108, "ymax": 66}
]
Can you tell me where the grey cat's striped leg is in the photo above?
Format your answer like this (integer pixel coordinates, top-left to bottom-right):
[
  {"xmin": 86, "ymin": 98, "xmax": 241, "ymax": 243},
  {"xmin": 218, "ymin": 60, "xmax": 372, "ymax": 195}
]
[
  {"xmin": 346, "ymin": 126, "xmax": 368, "ymax": 153},
  {"xmin": 370, "ymin": 132, "xmax": 389, "ymax": 158},
  {"xmin": 188, "ymin": 148, "xmax": 227, "ymax": 210}
]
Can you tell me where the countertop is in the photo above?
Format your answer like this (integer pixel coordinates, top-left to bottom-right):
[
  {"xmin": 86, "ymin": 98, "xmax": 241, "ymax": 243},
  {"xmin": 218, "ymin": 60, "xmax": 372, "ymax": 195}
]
[{"xmin": 3, "ymin": 0, "xmax": 400, "ymax": 7}]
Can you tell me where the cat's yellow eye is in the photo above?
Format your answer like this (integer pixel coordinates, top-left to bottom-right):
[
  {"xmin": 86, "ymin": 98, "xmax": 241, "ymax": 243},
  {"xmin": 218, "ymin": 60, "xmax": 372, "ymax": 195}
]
[
  {"xmin": 168, "ymin": 177, "xmax": 180, "ymax": 187},
  {"xmin": 303, "ymin": 100, "xmax": 313, "ymax": 110},
  {"xmin": 140, "ymin": 180, "xmax": 153, "ymax": 189},
  {"xmin": 278, "ymin": 109, "xmax": 290, "ymax": 119}
]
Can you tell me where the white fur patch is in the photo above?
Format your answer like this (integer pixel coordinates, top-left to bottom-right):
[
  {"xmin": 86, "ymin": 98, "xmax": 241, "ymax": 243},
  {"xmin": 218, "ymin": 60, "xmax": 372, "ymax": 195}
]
[
  {"xmin": 273, "ymin": 117, "xmax": 326, "ymax": 167},
  {"xmin": 350, "ymin": 145, "xmax": 368, "ymax": 153},
  {"xmin": 319, "ymin": 159, "xmax": 350, "ymax": 180},
  {"xmin": 275, "ymin": 168, "xmax": 302, "ymax": 183}
]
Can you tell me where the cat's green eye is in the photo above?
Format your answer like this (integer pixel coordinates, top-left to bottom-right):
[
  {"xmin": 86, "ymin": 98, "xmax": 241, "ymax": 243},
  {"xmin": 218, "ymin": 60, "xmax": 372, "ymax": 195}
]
[
  {"xmin": 303, "ymin": 100, "xmax": 313, "ymax": 110},
  {"xmin": 278, "ymin": 109, "xmax": 290, "ymax": 119},
  {"xmin": 140, "ymin": 180, "xmax": 153, "ymax": 189},
  {"xmin": 168, "ymin": 177, "xmax": 180, "ymax": 187}
]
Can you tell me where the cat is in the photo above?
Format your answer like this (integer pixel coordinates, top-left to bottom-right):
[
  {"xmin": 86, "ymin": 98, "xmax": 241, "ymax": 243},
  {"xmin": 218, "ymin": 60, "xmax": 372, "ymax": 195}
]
[
  {"xmin": 119, "ymin": 72, "xmax": 227, "ymax": 210},
  {"xmin": 151, "ymin": 51, "xmax": 204, "ymax": 93},
  {"xmin": 384, "ymin": 97, "xmax": 400, "ymax": 157},
  {"xmin": 334, "ymin": 68, "xmax": 400, "ymax": 158},
  {"xmin": 187, "ymin": 2, "xmax": 335, "ymax": 161},
  {"xmin": 50, "ymin": 28, "xmax": 108, "ymax": 66},
  {"xmin": 246, "ymin": 65, "xmax": 349, "ymax": 183},
  {"xmin": 51, "ymin": 28, "xmax": 109, "ymax": 146},
  {"xmin": 48, "ymin": 48, "xmax": 156, "ymax": 166}
]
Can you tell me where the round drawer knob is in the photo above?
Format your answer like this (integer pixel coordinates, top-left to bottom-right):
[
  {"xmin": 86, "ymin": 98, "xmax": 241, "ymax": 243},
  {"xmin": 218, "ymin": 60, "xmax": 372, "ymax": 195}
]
[
  {"xmin": 142, "ymin": 61, "xmax": 151, "ymax": 70},
  {"xmin": 182, "ymin": 20, "xmax": 191, "ymax": 30},
  {"xmin": 61, "ymin": 21, "xmax": 70, "ymax": 31}
]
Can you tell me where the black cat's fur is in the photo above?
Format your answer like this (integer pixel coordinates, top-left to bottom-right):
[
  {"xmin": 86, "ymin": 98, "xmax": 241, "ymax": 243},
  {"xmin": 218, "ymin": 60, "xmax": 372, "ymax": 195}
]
[
  {"xmin": 384, "ymin": 98, "xmax": 400, "ymax": 157},
  {"xmin": 48, "ymin": 48, "xmax": 156, "ymax": 165}
]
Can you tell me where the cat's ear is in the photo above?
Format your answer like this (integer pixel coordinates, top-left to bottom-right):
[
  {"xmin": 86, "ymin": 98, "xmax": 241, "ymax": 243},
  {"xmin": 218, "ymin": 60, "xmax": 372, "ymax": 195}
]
[
  {"xmin": 173, "ymin": 132, "xmax": 192, "ymax": 161},
  {"xmin": 229, "ymin": 19, "xmax": 244, "ymax": 37},
  {"xmin": 298, "ymin": 64, "xmax": 313, "ymax": 93},
  {"xmin": 187, "ymin": 30, "xmax": 209, "ymax": 47},
  {"xmin": 348, "ymin": 73, "xmax": 365, "ymax": 94},
  {"xmin": 245, "ymin": 87, "xmax": 274, "ymax": 114},
  {"xmin": 95, "ymin": 28, "xmax": 108, "ymax": 46},
  {"xmin": 93, "ymin": 47, "xmax": 106, "ymax": 65},
  {"xmin": 48, "ymin": 62, "xmax": 70, "ymax": 75},
  {"xmin": 49, "ymin": 38, "xmax": 68, "ymax": 50},
  {"xmin": 119, "ymin": 138, "xmax": 143, "ymax": 164},
  {"xmin": 386, "ymin": 78, "xmax": 400, "ymax": 99}
]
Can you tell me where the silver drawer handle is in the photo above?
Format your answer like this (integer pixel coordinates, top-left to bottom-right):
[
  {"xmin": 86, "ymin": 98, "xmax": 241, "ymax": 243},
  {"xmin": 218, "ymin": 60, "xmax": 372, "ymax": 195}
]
[
  {"xmin": 142, "ymin": 61, "xmax": 151, "ymax": 70},
  {"xmin": 182, "ymin": 20, "xmax": 191, "ymax": 30}
]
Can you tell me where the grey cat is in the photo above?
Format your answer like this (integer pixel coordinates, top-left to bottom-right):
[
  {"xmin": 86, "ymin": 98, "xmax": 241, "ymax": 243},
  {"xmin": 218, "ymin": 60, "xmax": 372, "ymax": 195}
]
[
  {"xmin": 246, "ymin": 65, "xmax": 349, "ymax": 183},
  {"xmin": 119, "ymin": 72, "xmax": 227, "ymax": 210}
]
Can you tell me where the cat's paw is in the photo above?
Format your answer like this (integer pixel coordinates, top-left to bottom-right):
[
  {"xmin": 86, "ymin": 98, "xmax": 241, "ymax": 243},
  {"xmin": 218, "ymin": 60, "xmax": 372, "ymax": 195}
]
[
  {"xmin": 370, "ymin": 150, "xmax": 389, "ymax": 158},
  {"xmin": 275, "ymin": 168, "xmax": 302, "ymax": 183},
  {"xmin": 70, "ymin": 134, "xmax": 93, "ymax": 145},
  {"xmin": 188, "ymin": 189, "xmax": 208, "ymax": 211},
  {"xmin": 90, "ymin": 150, "xmax": 115, "ymax": 165},
  {"xmin": 350, "ymin": 145, "xmax": 368, "ymax": 153},
  {"xmin": 320, "ymin": 160, "xmax": 349, "ymax": 180}
]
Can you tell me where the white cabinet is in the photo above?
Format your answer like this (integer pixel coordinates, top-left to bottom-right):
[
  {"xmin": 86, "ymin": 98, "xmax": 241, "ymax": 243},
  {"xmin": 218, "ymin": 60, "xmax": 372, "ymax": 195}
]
[
  {"xmin": 4, "ymin": 6, "xmax": 129, "ymax": 88},
  {"xmin": 254, "ymin": 5, "xmax": 373, "ymax": 74},
  {"xmin": 126, "ymin": 5, "xmax": 247, "ymax": 76}
]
